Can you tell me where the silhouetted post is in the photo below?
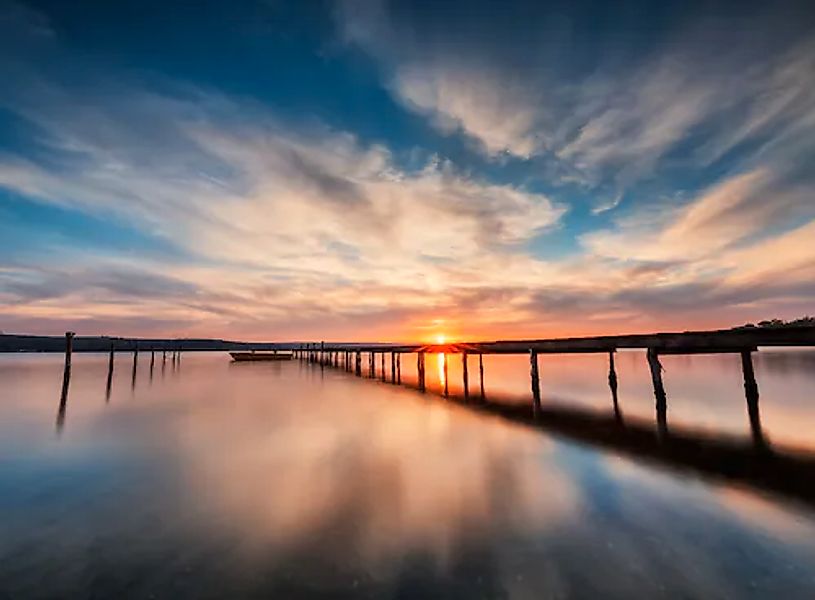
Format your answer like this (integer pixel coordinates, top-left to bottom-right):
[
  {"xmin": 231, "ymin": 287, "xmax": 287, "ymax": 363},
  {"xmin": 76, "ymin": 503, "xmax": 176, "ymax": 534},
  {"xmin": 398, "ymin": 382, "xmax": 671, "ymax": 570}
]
[
  {"xmin": 391, "ymin": 352, "xmax": 396, "ymax": 383},
  {"xmin": 462, "ymin": 352, "xmax": 469, "ymax": 402},
  {"xmin": 355, "ymin": 351, "xmax": 362, "ymax": 376},
  {"xmin": 741, "ymin": 350, "xmax": 765, "ymax": 447},
  {"xmin": 162, "ymin": 350, "xmax": 166, "ymax": 365},
  {"xmin": 608, "ymin": 351, "xmax": 622, "ymax": 423},
  {"xmin": 418, "ymin": 352, "xmax": 426, "ymax": 392},
  {"xmin": 320, "ymin": 341, "xmax": 325, "ymax": 368},
  {"xmin": 150, "ymin": 349, "xmax": 155, "ymax": 381},
  {"xmin": 647, "ymin": 348, "xmax": 667, "ymax": 436},
  {"xmin": 530, "ymin": 350, "xmax": 541, "ymax": 416},
  {"xmin": 478, "ymin": 353, "xmax": 485, "ymax": 402},
  {"xmin": 106, "ymin": 343, "xmax": 114, "ymax": 401},
  {"xmin": 380, "ymin": 352, "xmax": 386, "ymax": 381},
  {"xmin": 57, "ymin": 331, "xmax": 75, "ymax": 431},
  {"xmin": 396, "ymin": 353, "xmax": 401, "ymax": 384},
  {"xmin": 369, "ymin": 352, "xmax": 375, "ymax": 378},
  {"xmin": 442, "ymin": 353, "xmax": 449, "ymax": 397},
  {"xmin": 131, "ymin": 345, "xmax": 139, "ymax": 390}
]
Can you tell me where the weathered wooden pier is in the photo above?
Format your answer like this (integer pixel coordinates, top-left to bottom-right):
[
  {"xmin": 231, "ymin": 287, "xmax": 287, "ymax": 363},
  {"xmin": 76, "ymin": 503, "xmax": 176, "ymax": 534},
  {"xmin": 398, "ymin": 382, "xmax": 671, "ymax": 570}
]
[
  {"xmin": 50, "ymin": 326, "xmax": 815, "ymax": 438},
  {"xmin": 47, "ymin": 325, "xmax": 815, "ymax": 506},
  {"xmin": 287, "ymin": 326, "xmax": 815, "ymax": 442}
]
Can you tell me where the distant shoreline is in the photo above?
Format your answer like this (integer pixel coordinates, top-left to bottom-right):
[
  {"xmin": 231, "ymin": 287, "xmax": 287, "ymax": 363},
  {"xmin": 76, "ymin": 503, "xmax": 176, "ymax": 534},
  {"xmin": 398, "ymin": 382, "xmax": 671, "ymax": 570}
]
[{"xmin": 0, "ymin": 334, "xmax": 279, "ymax": 353}]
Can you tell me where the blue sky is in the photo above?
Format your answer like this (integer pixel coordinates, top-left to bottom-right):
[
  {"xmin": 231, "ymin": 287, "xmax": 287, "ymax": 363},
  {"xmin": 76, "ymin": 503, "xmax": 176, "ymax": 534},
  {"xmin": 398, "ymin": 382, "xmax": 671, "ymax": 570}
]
[{"xmin": 1, "ymin": 0, "xmax": 814, "ymax": 340}]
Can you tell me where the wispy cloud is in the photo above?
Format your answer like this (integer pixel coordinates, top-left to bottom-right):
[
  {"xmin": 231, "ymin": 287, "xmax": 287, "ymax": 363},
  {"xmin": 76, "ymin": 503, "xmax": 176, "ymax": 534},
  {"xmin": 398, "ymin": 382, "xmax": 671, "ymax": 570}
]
[
  {"xmin": 1, "ymin": 1, "xmax": 813, "ymax": 340},
  {"xmin": 338, "ymin": 0, "xmax": 815, "ymax": 194}
]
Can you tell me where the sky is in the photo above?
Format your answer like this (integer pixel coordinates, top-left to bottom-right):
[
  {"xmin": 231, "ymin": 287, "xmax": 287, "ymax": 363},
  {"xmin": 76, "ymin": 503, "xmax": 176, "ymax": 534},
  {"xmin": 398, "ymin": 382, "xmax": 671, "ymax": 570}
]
[{"xmin": 0, "ymin": 0, "xmax": 814, "ymax": 342}]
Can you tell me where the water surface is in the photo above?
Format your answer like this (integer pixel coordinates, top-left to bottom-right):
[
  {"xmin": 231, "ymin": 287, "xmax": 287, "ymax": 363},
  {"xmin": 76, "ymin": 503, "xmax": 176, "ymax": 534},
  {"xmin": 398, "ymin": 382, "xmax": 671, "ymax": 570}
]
[{"xmin": 2, "ymin": 351, "xmax": 815, "ymax": 598}]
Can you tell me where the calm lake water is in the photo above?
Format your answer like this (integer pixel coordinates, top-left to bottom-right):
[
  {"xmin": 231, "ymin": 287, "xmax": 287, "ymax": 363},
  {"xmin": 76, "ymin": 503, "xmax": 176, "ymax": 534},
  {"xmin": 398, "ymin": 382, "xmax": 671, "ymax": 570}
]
[{"xmin": 2, "ymin": 350, "xmax": 815, "ymax": 598}]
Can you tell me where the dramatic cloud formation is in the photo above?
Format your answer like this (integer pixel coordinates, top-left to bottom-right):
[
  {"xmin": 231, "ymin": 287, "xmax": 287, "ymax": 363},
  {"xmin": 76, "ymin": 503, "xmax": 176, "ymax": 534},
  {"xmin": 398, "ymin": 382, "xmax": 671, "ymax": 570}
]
[{"xmin": 0, "ymin": 1, "xmax": 814, "ymax": 340}]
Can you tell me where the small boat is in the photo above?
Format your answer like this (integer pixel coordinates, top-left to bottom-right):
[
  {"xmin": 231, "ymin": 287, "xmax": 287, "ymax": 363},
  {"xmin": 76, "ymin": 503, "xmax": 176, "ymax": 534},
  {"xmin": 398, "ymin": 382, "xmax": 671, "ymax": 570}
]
[{"xmin": 229, "ymin": 351, "xmax": 293, "ymax": 362}]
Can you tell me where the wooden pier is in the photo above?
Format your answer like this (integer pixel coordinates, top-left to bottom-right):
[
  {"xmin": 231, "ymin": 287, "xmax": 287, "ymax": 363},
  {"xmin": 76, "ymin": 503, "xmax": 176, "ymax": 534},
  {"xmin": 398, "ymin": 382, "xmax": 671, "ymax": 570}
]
[
  {"xmin": 46, "ymin": 325, "xmax": 815, "ymax": 506},
  {"xmin": 282, "ymin": 326, "xmax": 815, "ymax": 507},
  {"xmin": 287, "ymin": 326, "xmax": 815, "ymax": 439}
]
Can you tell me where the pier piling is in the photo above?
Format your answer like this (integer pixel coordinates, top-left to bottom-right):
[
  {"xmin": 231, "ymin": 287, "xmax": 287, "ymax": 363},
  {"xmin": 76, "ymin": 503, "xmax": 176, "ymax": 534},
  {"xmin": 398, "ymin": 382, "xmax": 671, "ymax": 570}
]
[
  {"xmin": 608, "ymin": 351, "xmax": 621, "ymax": 422},
  {"xmin": 462, "ymin": 352, "xmax": 469, "ymax": 402},
  {"xmin": 741, "ymin": 350, "xmax": 764, "ymax": 447},
  {"xmin": 106, "ymin": 344, "xmax": 114, "ymax": 401},
  {"xmin": 530, "ymin": 350, "xmax": 541, "ymax": 416},
  {"xmin": 647, "ymin": 348, "xmax": 668, "ymax": 436},
  {"xmin": 131, "ymin": 345, "xmax": 139, "ymax": 390},
  {"xmin": 478, "ymin": 353, "xmax": 485, "ymax": 402},
  {"xmin": 57, "ymin": 331, "xmax": 75, "ymax": 430},
  {"xmin": 418, "ymin": 352, "xmax": 426, "ymax": 392},
  {"xmin": 442, "ymin": 352, "xmax": 449, "ymax": 397}
]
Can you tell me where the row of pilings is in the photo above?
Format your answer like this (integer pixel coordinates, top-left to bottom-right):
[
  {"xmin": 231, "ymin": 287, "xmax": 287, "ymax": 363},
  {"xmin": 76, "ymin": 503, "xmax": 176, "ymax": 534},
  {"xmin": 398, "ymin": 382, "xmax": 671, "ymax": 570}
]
[
  {"xmin": 292, "ymin": 340, "xmax": 765, "ymax": 446},
  {"xmin": 57, "ymin": 333, "xmax": 184, "ymax": 432}
]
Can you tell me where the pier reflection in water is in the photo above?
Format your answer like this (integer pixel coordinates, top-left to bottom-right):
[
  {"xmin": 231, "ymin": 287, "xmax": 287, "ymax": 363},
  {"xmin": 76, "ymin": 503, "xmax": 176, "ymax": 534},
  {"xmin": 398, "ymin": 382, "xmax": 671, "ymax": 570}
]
[{"xmin": 2, "ymin": 351, "xmax": 815, "ymax": 597}]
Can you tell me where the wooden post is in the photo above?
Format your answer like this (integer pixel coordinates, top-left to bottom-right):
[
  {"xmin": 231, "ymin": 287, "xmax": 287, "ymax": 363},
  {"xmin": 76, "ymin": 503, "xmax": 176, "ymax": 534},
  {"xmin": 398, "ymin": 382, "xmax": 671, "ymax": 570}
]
[
  {"xmin": 58, "ymin": 331, "xmax": 75, "ymax": 430},
  {"xmin": 442, "ymin": 352, "xmax": 449, "ymax": 397},
  {"xmin": 396, "ymin": 353, "xmax": 401, "ymax": 384},
  {"xmin": 369, "ymin": 352, "xmax": 375, "ymax": 378},
  {"xmin": 647, "ymin": 348, "xmax": 668, "ymax": 436},
  {"xmin": 530, "ymin": 350, "xmax": 541, "ymax": 416},
  {"xmin": 150, "ymin": 349, "xmax": 155, "ymax": 381},
  {"xmin": 391, "ymin": 352, "xmax": 396, "ymax": 383},
  {"xmin": 380, "ymin": 352, "xmax": 386, "ymax": 381},
  {"xmin": 131, "ymin": 344, "xmax": 139, "ymax": 390},
  {"xmin": 478, "ymin": 353, "xmax": 485, "ymax": 402},
  {"xmin": 418, "ymin": 352, "xmax": 426, "ymax": 392},
  {"xmin": 741, "ymin": 350, "xmax": 765, "ymax": 447},
  {"xmin": 356, "ymin": 351, "xmax": 362, "ymax": 376},
  {"xmin": 462, "ymin": 352, "xmax": 469, "ymax": 402},
  {"xmin": 608, "ymin": 351, "xmax": 622, "ymax": 423},
  {"xmin": 106, "ymin": 342, "xmax": 114, "ymax": 401}
]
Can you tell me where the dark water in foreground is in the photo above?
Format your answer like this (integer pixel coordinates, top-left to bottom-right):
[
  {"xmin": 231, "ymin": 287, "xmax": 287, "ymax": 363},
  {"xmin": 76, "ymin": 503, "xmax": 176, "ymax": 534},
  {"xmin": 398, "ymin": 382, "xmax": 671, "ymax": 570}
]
[{"xmin": 2, "ymin": 351, "xmax": 815, "ymax": 598}]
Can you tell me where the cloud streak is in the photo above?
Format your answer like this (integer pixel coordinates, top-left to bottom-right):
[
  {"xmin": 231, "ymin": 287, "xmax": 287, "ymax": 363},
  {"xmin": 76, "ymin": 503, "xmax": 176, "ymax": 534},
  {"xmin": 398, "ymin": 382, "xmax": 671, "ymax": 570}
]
[{"xmin": 0, "ymin": 1, "xmax": 813, "ymax": 340}]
